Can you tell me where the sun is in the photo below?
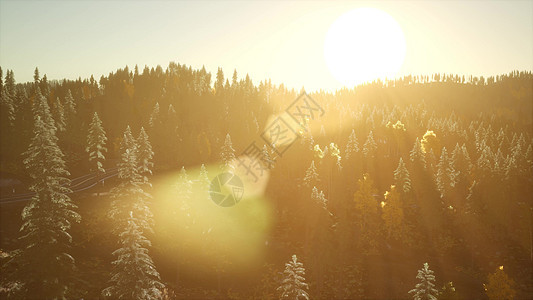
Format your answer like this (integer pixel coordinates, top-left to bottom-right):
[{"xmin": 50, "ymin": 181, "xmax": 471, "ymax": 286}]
[{"xmin": 324, "ymin": 8, "xmax": 406, "ymax": 87}]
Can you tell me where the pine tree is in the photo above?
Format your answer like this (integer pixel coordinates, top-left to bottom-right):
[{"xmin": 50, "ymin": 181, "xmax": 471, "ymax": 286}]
[
  {"xmin": 149, "ymin": 102, "xmax": 161, "ymax": 129},
  {"xmin": 136, "ymin": 127, "xmax": 154, "ymax": 186},
  {"xmin": 483, "ymin": 266, "xmax": 516, "ymax": 300},
  {"xmin": 52, "ymin": 97, "xmax": 66, "ymax": 132},
  {"xmin": 410, "ymin": 137, "xmax": 426, "ymax": 169},
  {"xmin": 221, "ymin": 133, "xmax": 236, "ymax": 171},
  {"xmin": 32, "ymin": 87, "xmax": 55, "ymax": 131},
  {"xmin": 303, "ymin": 160, "xmax": 319, "ymax": 187},
  {"xmin": 119, "ymin": 126, "xmax": 136, "ymax": 155},
  {"xmin": 477, "ymin": 145, "xmax": 493, "ymax": 177},
  {"xmin": 362, "ymin": 130, "xmax": 377, "ymax": 158},
  {"xmin": 408, "ymin": 262, "xmax": 438, "ymax": 300},
  {"xmin": 345, "ymin": 129, "xmax": 359, "ymax": 159},
  {"xmin": 0, "ymin": 88, "xmax": 15, "ymax": 127},
  {"xmin": 4, "ymin": 99, "xmax": 80, "ymax": 298},
  {"xmin": 215, "ymin": 67, "xmax": 225, "ymax": 95},
  {"xmin": 63, "ymin": 89, "xmax": 76, "ymax": 126},
  {"xmin": 436, "ymin": 147, "xmax": 457, "ymax": 198},
  {"xmin": 176, "ymin": 166, "xmax": 193, "ymax": 202},
  {"xmin": 86, "ymin": 112, "xmax": 107, "ymax": 178},
  {"xmin": 394, "ymin": 157, "xmax": 411, "ymax": 193},
  {"xmin": 110, "ymin": 127, "xmax": 153, "ymax": 233},
  {"xmin": 198, "ymin": 164, "xmax": 210, "ymax": 198},
  {"xmin": 277, "ymin": 255, "xmax": 310, "ymax": 300},
  {"xmin": 311, "ymin": 186, "xmax": 328, "ymax": 211},
  {"xmin": 102, "ymin": 212, "xmax": 164, "ymax": 299}
]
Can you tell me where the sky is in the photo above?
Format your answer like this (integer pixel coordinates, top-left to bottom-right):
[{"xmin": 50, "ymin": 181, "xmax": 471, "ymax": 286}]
[{"xmin": 1, "ymin": 0, "xmax": 532, "ymax": 91}]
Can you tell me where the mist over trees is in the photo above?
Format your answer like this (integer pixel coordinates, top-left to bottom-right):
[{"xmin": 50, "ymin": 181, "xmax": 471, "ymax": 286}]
[{"xmin": 0, "ymin": 64, "xmax": 532, "ymax": 299}]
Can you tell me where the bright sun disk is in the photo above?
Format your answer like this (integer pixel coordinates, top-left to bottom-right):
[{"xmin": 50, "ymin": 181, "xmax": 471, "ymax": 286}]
[{"xmin": 324, "ymin": 7, "xmax": 407, "ymax": 87}]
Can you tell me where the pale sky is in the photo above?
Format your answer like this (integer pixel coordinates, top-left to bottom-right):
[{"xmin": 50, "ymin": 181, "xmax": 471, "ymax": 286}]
[{"xmin": 1, "ymin": 0, "xmax": 532, "ymax": 91}]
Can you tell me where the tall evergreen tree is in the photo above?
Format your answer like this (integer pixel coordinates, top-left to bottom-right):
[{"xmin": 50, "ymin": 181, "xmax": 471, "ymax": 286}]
[
  {"xmin": 4, "ymin": 97, "xmax": 80, "ymax": 298},
  {"xmin": 408, "ymin": 263, "xmax": 438, "ymax": 300},
  {"xmin": 31, "ymin": 88, "xmax": 55, "ymax": 131},
  {"xmin": 110, "ymin": 127, "xmax": 152, "ymax": 233},
  {"xmin": 52, "ymin": 97, "xmax": 66, "ymax": 132},
  {"xmin": 362, "ymin": 130, "xmax": 377, "ymax": 158},
  {"xmin": 63, "ymin": 89, "xmax": 76, "ymax": 127},
  {"xmin": 136, "ymin": 127, "xmax": 154, "ymax": 186},
  {"xmin": 394, "ymin": 157, "xmax": 411, "ymax": 193},
  {"xmin": 277, "ymin": 255, "xmax": 310, "ymax": 300},
  {"xmin": 148, "ymin": 102, "xmax": 161, "ymax": 129},
  {"xmin": 198, "ymin": 164, "xmax": 211, "ymax": 199},
  {"xmin": 345, "ymin": 129, "xmax": 359, "ymax": 159},
  {"xmin": 86, "ymin": 112, "xmax": 107, "ymax": 178},
  {"xmin": 303, "ymin": 160, "xmax": 319, "ymax": 187},
  {"xmin": 102, "ymin": 212, "xmax": 164, "ymax": 299},
  {"xmin": 221, "ymin": 133, "xmax": 235, "ymax": 171},
  {"xmin": 436, "ymin": 147, "xmax": 457, "ymax": 198},
  {"xmin": 0, "ymin": 88, "xmax": 15, "ymax": 127},
  {"xmin": 176, "ymin": 166, "xmax": 193, "ymax": 202},
  {"xmin": 410, "ymin": 137, "xmax": 426, "ymax": 169}
]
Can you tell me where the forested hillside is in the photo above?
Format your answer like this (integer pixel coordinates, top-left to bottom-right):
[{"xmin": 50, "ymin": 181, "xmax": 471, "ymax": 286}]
[{"xmin": 0, "ymin": 65, "xmax": 532, "ymax": 299}]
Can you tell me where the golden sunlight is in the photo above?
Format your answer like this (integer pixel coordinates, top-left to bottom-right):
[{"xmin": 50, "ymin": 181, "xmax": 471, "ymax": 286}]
[{"xmin": 324, "ymin": 7, "xmax": 406, "ymax": 87}]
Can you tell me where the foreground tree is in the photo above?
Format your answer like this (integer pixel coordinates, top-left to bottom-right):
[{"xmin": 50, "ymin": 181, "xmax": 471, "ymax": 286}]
[
  {"xmin": 102, "ymin": 212, "xmax": 164, "ymax": 299},
  {"xmin": 3, "ymin": 92, "xmax": 80, "ymax": 298},
  {"xmin": 109, "ymin": 127, "xmax": 153, "ymax": 233},
  {"xmin": 277, "ymin": 255, "xmax": 310, "ymax": 300},
  {"xmin": 409, "ymin": 262, "xmax": 438, "ymax": 300},
  {"xmin": 86, "ymin": 112, "xmax": 107, "ymax": 180}
]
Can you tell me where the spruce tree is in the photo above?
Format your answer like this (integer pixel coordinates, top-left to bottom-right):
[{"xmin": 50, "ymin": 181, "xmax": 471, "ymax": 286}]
[
  {"xmin": 148, "ymin": 102, "xmax": 161, "ymax": 129},
  {"xmin": 4, "ymin": 96, "xmax": 80, "ymax": 298},
  {"xmin": 303, "ymin": 160, "xmax": 319, "ymax": 187},
  {"xmin": 119, "ymin": 125, "xmax": 136, "ymax": 155},
  {"xmin": 0, "ymin": 88, "xmax": 15, "ymax": 127},
  {"xmin": 63, "ymin": 89, "xmax": 76, "ymax": 127},
  {"xmin": 86, "ymin": 112, "xmax": 107, "ymax": 179},
  {"xmin": 221, "ymin": 133, "xmax": 236, "ymax": 171},
  {"xmin": 198, "ymin": 164, "xmax": 210, "ymax": 199},
  {"xmin": 410, "ymin": 137, "xmax": 426, "ymax": 169},
  {"xmin": 408, "ymin": 263, "xmax": 438, "ymax": 300},
  {"xmin": 436, "ymin": 147, "xmax": 457, "ymax": 198},
  {"xmin": 102, "ymin": 212, "xmax": 164, "ymax": 299},
  {"xmin": 394, "ymin": 157, "xmax": 411, "ymax": 193},
  {"xmin": 136, "ymin": 127, "xmax": 154, "ymax": 186},
  {"xmin": 176, "ymin": 166, "xmax": 193, "ymax": 202},
  {"xmin": 109, "ymin": 127, "xmax": 153, "ymax": 233},
  {"xmin": 52, "ymin": 97, "xmax": 66, "ymax": 132},
  {"xmin": 345, "ymin": 129, "xmax": 359, "ymax": 159},
  {"xmin": 277, "ymin": 255, "xmax": 310, "ymax": 300},
  {"xmin": 362, "ymin": 130, "xmax": 377, "ymax": 158}
]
